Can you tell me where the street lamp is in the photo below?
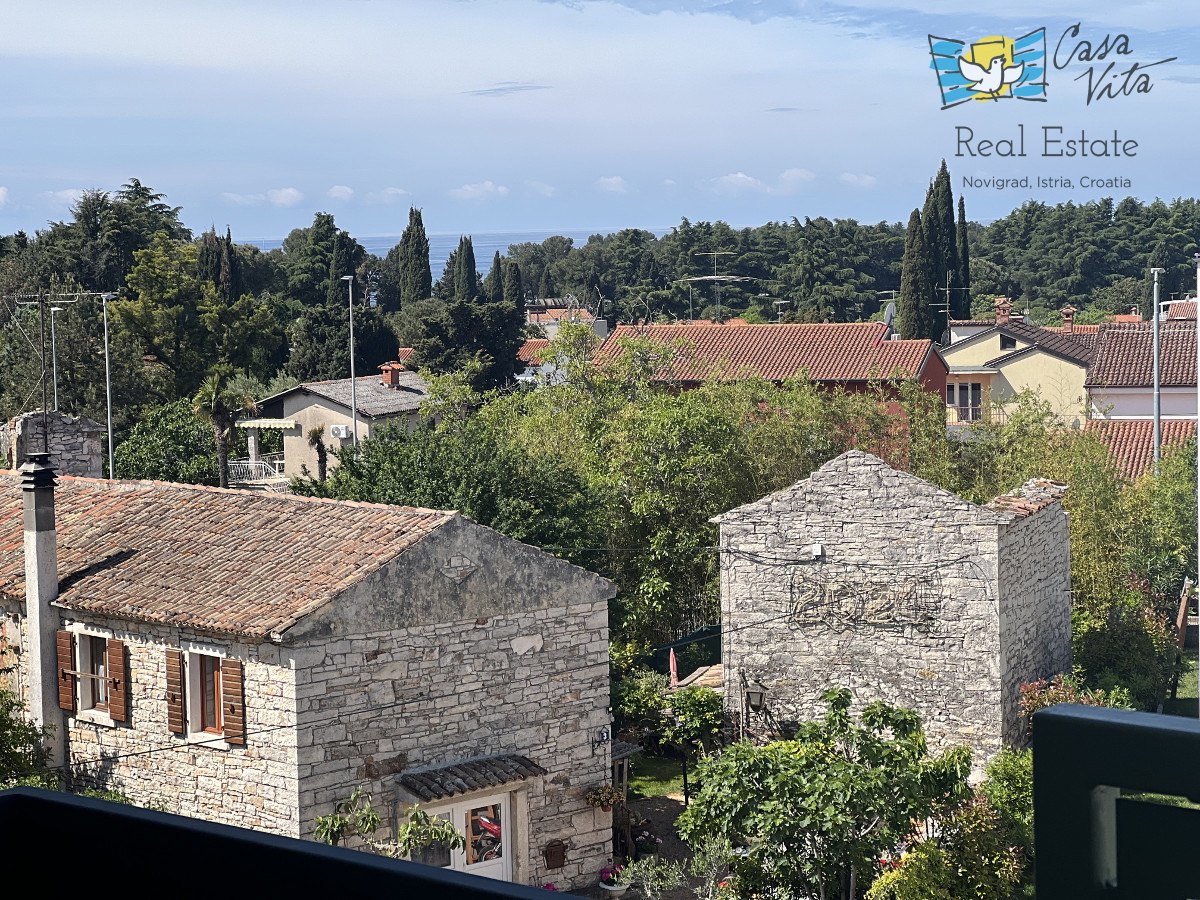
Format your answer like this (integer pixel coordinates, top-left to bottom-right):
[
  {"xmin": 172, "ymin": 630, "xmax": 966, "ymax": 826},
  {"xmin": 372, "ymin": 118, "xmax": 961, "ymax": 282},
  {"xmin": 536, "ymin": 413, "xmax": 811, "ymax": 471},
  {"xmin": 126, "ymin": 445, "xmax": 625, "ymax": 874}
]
[
  {"xmin": 49, "ymin": 306, "xmax": 63, "ymax": 410},
  {"xmin": 101, "ymin": 293, "xmax": 117, "ymax": 477},
  {"xmin": 341, "ymin": 275, "xmax": 358, "ymax": 446}
]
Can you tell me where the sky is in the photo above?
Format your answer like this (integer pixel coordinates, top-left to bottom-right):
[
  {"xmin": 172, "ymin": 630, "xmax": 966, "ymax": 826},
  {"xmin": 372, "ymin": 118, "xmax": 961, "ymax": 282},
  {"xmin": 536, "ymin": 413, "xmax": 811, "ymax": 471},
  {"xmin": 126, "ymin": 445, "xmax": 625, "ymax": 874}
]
[{"xmin": 0, "ymin": 0, "xmax": 1197, "ymax": 243}]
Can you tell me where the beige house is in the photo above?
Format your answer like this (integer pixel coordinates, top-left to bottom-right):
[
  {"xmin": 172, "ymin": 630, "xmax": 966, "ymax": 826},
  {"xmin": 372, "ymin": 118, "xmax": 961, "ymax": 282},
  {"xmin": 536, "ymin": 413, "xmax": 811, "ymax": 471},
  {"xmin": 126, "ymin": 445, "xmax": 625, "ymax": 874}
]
[
  {"xmin": 246, "ymin": 363, "xmax": 430, "ymax": 480},
  {"xmin": 940, "ymin": 304, "xmax": 1096, "ymax": 425},
  {"xmin": 1, "ymin": 459, "xmax": 616, "ymax": 889}
]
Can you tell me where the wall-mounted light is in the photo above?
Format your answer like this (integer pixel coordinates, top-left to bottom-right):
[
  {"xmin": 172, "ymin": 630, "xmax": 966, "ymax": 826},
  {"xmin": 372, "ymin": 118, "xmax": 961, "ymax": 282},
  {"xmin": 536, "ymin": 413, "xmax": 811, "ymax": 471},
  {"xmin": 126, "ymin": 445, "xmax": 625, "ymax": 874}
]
[
  {"xmin": 592, "ymin": 726, "xmax": 611, "ymax": 753},
  {"xmin": 745, "ymin": 682, "xmax": 767, "ymax": 713}
]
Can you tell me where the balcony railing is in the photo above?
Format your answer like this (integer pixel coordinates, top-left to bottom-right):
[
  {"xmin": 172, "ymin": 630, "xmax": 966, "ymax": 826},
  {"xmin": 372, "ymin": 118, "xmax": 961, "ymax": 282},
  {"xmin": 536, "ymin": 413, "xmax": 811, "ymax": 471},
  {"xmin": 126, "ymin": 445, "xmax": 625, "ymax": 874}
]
[
  {"xmin": 946, "ymin": 405, "xmax": 1008, "ymax": 426},
  {"xmin": 229, "ymin": 453, "xmax": 286, "ymax": 482}
]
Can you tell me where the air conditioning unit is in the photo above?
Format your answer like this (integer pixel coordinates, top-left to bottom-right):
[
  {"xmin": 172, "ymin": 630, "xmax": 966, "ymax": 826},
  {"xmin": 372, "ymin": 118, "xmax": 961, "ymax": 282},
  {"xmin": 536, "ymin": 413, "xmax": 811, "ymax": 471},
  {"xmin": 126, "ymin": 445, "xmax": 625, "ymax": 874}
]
[{"xmin": 329, "ymin": 424, "xmax": 352, "ymax": 439}]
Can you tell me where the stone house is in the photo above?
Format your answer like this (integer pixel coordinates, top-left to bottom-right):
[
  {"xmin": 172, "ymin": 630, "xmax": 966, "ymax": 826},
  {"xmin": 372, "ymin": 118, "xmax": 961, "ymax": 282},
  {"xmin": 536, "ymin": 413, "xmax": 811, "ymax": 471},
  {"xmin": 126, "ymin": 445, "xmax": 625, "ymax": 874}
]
[
  {"xmin": 717, "ymin": 450, "xmax": 1071, "ymax": 772},
  {"xmin": 1086, "ymin": 321, "xmax": 1196, "ymax": 422},
  {"xmin": 0, "ymin": 459, "xmax": 615, "ymax": 889},
  {"xmin": 0, "ymin": 410, "xmax": 103, "ymax": 477}
]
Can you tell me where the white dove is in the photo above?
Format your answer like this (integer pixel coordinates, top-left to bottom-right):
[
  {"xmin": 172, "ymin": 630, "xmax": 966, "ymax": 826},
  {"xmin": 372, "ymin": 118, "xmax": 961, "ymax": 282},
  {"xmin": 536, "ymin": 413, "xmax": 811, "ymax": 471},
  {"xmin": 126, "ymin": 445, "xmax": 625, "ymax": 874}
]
[{"xmin": 958, "ymin": 55, "xmax": 1024, "ymax": 99}]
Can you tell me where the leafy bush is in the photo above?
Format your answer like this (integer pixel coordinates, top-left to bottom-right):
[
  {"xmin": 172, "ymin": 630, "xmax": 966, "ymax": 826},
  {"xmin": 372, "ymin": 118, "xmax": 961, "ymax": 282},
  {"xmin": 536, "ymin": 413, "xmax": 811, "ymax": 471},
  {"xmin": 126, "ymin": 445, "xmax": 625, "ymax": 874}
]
[{"xmin": 613, "ymin": 667, "xmax": 668, "ymax": 730}]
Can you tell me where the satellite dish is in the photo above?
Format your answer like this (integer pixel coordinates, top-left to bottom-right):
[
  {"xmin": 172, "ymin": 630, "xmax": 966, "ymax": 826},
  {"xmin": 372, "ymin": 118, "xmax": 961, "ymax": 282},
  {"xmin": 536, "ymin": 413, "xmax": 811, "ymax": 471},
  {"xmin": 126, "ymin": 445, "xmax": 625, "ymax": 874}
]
[{"xmin": 883, "ymin": 301, "xmax": 896, "ymax": 328}]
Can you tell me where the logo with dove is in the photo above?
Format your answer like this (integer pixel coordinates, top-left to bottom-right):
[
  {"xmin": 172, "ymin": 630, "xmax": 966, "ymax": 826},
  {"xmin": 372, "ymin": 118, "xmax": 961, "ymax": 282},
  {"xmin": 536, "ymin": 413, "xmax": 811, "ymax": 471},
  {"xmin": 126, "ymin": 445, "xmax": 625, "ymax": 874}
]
[{"xmin": 928, "ymin": 29, "xmax": 1048, "ymax": 109}]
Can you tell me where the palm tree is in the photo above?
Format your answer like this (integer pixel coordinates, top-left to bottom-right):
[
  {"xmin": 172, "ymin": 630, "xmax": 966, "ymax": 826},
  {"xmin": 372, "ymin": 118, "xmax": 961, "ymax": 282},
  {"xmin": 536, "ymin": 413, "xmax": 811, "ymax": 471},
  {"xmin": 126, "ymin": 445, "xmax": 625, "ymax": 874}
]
[{"xmin": 193, "ymin": 373, "xmax": 254, "ymax": 489}]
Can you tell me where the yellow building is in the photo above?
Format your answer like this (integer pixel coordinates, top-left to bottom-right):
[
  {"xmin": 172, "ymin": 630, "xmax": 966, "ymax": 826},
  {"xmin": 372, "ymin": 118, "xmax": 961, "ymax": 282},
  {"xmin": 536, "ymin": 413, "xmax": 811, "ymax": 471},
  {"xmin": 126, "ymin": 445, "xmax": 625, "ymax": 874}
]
[{"xmin": 941, "ymin": 308, "xmax": 1096, "ymax": 425}]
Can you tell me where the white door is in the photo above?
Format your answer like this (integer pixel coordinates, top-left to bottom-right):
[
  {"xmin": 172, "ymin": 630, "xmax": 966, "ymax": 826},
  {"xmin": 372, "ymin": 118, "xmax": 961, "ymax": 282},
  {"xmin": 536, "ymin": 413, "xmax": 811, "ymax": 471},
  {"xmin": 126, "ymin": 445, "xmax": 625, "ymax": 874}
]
[{"xmin": 413, "ymin": 793, "xmax": 512, "ymax": 882}]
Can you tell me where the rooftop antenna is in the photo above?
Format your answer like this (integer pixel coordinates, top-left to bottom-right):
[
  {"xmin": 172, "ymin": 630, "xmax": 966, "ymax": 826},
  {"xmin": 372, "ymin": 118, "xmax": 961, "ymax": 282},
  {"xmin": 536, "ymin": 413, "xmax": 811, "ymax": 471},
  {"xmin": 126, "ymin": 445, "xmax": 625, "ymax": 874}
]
[{"xmin": 694, "ymin": 251, "xmax": 736, "ymax": 322}]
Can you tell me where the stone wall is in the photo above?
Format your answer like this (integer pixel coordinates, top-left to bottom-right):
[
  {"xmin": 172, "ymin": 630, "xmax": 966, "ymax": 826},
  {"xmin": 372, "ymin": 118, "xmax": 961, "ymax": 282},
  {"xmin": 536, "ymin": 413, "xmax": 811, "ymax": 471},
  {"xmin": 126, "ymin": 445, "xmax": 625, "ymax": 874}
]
[
  {"xmin": 289, "ymin": 598, "xmax": 611, "ymax": 890},
  {"xmin": 721, "ymin": 451, "xmax": 1070, "ymax": 774},
  {"xmin": 997, "ymin": 504, "xmax": 1072, "ymax": 748},
  {"xmin": 0, "ymin": 603, "xmax": 301, "ymax": 833},
  {"xmin": 1, "ymin": 411, "xmax": 103, "ymax": 476}
]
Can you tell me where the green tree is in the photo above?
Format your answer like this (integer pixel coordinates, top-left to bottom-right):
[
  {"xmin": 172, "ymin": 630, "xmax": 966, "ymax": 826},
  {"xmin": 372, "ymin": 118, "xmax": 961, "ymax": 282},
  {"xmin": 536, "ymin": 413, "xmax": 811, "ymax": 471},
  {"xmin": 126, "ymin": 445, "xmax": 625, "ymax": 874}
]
[
  {"xmin": 0, "ymin": 667, "xmax": 51, "ymax": 788},
  {"xmin": 678, "ymin": 689, "xmax": 971, "ymax": 900},
  {"xmin": 897, "ymin": 209, "xmax": 933, "ymax": 340},
  {"xmin": 922, "ymin": 160, "xmax": 958, "ymax": 336},
  {"xmin": 956, "ymin": 195, "xmax": 971, "ymax": 317},
  {"xmin": 114, "ymin": 399, "xmax": 219, "ymax": 485},
  {"xmin": 193, "ymin": 372, "xmax": 254, "ymax": 489}
]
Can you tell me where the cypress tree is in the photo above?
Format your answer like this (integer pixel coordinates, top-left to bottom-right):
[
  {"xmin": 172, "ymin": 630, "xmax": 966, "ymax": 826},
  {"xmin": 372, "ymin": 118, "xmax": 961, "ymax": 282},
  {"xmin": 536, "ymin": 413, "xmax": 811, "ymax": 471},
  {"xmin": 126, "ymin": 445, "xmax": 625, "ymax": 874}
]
[
  {"xmin": 482, "ymin": 251, "xmax": 504, "ymax": 303},
  {"xmin": 502, "ymin": 259, "xmax": 523, "ymax": 309},
  {"xmin": 537, "ymin": 265, "xmax": 555, "ymax": 300},
  {"xmin": 397, "ymin": 207, "xmax": 432, "ymax": 308},
  {"xmin": 453, "ymin": 236, "xmax": 478, "ymax": 303},
  {"xmin": 956, "ymin": 196, "xmax": 971, "ymax": 318},
  {"xmin": 922, "ymin": 160, "xmax": 958, "ymax": 329},
  {"xmin": 897, "ymin": 209, "xmax": 934, "ymax": 340}
]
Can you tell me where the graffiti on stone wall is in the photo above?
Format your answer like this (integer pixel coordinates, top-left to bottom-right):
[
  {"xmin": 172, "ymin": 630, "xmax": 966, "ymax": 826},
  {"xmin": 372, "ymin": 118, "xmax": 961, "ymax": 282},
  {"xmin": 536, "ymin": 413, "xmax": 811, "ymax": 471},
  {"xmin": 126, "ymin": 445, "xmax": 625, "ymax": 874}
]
[{"xmin": 789, "ymin": 562, "xmax": 945, "ymax": 631}]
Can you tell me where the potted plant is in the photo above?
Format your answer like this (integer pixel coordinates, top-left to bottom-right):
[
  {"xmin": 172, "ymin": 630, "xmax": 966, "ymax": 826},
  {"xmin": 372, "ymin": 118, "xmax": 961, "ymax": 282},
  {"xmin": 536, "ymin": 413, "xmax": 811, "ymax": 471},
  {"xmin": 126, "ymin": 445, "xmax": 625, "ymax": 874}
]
[
  {"xmin": 599, "ymin": 863, "xmax": 627, "ymax": 896},
  {"xmin": 394, "ymin": 806, "xmax": 466, "ymax": 866},
  {"xmin": 584, "ymin": 784, "xmax": 625, "ymax": 811},
  {"xmin": 634, "ymin": 828, "xmax": 663, "ymax": 856}
]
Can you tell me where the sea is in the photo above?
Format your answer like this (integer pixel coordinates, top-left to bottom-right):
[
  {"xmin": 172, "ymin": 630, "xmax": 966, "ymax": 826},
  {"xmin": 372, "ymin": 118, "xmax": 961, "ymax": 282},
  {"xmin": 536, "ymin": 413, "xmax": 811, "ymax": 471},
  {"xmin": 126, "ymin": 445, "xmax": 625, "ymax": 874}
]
[{"xmin": 242, "ymin": 229, "xmax": 666, "ymax": 279}]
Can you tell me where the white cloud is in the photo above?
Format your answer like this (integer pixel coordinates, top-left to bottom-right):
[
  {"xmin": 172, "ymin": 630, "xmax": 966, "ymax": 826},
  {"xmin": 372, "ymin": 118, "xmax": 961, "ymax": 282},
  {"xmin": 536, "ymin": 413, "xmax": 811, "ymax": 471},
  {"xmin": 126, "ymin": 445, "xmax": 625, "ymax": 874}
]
[
  {"xmin": 595, "ymin": 175, "xmax": 627, "ymax": 194},
  {"xmin": 663, "ymin": 179, "xmax": 676, "ymax": 186},
  {"xmin": 703, "ymin": 172, "xmax": 766, "ymax": 196},
  {"xmin": 838, "ymin": 172, "xmax": 877, "ymax": 189},
  {"xmin": 267, "ymin": 187, "xmax": 304, "ymax": 207},
  {"xmin": 524, "ymin": 180, "xmax": 557, "ymax": 198},
  {"xmin": 776, "ymin": 168, "xmax": 815, "ymax": 193},
  {"xmin": 0, "ymin": 187, "xmax": 7, "ymax": 208},
  {"xmin": 366, "ymin": 186, "xmax": 409, "ymax": 204},
  {"xmin": 449, "ymin": 180, "xmax": 509, "ymax": 200},
  {"xmin": 46, "ymin": 188, "xmax": 83, "ymax": 206},
  {"xmin": 327, "ymin": 184, "xmax": 354, "ymax": 200}
]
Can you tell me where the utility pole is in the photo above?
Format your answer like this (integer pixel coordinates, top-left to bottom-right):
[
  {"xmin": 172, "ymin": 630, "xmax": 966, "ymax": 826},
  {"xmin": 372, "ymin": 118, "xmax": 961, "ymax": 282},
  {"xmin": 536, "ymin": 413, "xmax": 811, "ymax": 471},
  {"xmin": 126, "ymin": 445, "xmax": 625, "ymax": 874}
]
[
  {"xmin": 50, "ymin": 306, "xmax": 62, "ymax": 411},
  {"xmin": 341, "ymin": 275, "xmax": 358, "ymax": 446},
  {"xmin": 1151, "ymin": 267, "xmax": 1165, "ymax": 469}
]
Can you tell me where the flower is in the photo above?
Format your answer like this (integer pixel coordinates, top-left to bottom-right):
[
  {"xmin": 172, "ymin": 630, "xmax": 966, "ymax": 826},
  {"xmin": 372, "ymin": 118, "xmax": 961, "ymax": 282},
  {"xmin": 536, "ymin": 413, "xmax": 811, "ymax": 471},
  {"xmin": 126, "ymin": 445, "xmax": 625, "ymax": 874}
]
[
  {"xmin": 543, "ymin": 883, "xmax": 558, "ymax": 891},
  {"xmin": 600, "ymin": 864, "xmax": 625, "ymax": 886},
  {"xmin": 585, "ymin": 784, "xmax": 626, "ymax": 807}
]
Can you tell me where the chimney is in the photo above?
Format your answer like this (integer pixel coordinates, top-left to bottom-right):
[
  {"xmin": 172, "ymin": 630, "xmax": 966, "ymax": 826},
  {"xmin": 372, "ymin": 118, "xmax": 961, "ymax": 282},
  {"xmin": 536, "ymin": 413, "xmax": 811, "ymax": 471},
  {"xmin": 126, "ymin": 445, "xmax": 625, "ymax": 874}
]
[
  {"xmin": 1060, "ymin": 305, "xmax": 1077, "ymax": 333},
  {"xmin": 379, "ymin": 361, "xmax": 404, "ymax": 389},
  {"xmin": 19, "ymin": 451, "xmax": 62, "ymax": 763},
  {"xmin": 994, "ymin": 297, "xmax": 1012, "ymax": 326}
]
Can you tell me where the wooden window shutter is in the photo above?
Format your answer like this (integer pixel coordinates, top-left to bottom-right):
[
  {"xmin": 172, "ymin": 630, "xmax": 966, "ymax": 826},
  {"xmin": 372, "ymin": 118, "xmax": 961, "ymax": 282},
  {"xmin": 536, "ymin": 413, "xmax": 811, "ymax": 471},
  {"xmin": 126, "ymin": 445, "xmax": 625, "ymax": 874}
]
[
  {"xmin": 106, "ymin": 639, "xmax": 129, "ymax": 723},
  {"xmin": 165, "ymin": 648, "xmax": 185, "ymax": 734},
  {"xmin": 56, "ymin": 630, "xmax": 76, "ymax": 712},
  {"xmin": 221, "ymin": 658, "xmax": 245, "ymax": 746}
]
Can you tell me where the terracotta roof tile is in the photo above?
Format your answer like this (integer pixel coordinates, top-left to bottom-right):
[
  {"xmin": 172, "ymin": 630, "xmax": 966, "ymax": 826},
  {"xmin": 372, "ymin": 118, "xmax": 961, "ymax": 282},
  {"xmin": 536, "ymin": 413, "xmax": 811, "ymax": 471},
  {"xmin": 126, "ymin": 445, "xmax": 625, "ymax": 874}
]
[
  {"xmin": 397, "ymin": 347, "xmax": 415, "ymax": 363},
  {"xmin": 0, "ymin": 477, "xmax": 455, "ymax": 638},
  {"xmin": 518, "ymin": 339, "xmax": 551, "ymax": 363},
  {"xmin": 398, "ymin": 754, "xmax": 547, "ymax": 802},
  {"xmin": 1084, "ymin": 419, "xmax": 1197, "ymax": 479},
  {"xmin": 1168, "ymin": 301, "xmax": 1196, "ymax": 321},
  {"xmin": 596, "ymin": 323, "xmax": 935, "ymax": 383},
  {"xmin": 1086, "ymin": 322, "xmax": 1196, "ymax": 388},
  {"xmin": 1044, "ymin": 324, "xmax": 1101, "ymax": 335},
  {"xmin": 986, "ymin": 478, "xmax": 1068, "ymax": 518}
]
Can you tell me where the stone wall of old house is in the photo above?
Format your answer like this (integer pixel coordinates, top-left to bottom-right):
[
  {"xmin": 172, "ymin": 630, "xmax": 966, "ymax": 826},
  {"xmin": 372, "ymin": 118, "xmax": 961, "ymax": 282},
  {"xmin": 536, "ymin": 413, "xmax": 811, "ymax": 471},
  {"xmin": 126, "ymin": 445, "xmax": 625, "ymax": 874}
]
[
  {"xmin": 289, "ymin": 599, "xmax": 612, "ymax": 890},
  {"xmin": 0, "ymin": 602, "xmax": 301, "ymax": 835},
  {"xmin": 721, "ymin": 451, "xmax": 1069, "ymax": 775},
  {"xmin": 997, "ymin": 504, "xmax": 1073, "ymax": 748},
  {"xmin": 0, "ymin": 411, "xmax": 103, "ymax": 476}
]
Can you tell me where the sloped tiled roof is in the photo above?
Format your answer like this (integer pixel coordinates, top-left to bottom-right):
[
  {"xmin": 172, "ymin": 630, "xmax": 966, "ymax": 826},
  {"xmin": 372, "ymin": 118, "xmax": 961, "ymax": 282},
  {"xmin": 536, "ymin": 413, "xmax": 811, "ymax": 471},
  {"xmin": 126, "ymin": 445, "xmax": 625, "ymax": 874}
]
[
  {"xmin": 1045, "ymin": 324, "xmax": 1101, "ymax": 335},
  {"xmin": 1084, "ymin": 419, "xmax": 1197, "ymax": 479},
  {"xmin": 518, "ymin": 339, "xmax": 551, "ymax": 363},
  {"xmin": 1168, "ymin": 301, "xmax": 1196, "ymax": 321},
  {"xmin": 596, "ymin": 323, "xmax": 936, "ymax": 383},
  {"xmin": 1086, "ymin": 322, "xmax": 1197, "ymax": 388},
  {"xmin": 0, "ymin": 477, "xmax": 454, "ymax": 638},
  {"xmin": 397, "ymin": 347, "xmax": 415, "ymax": 363},
  {"xmin": 263, "ymin": 372, "xmax": 431, "ymax": 419},
  {"xmin": 398, "ymin": 754, "xmax": 547, "ymax": 802},
  {"xmin": 529, "ymin": 308, "xmax": 599, "ymax": 325},
  {"xmin": 977, "ymin": 321, "xmax": 1099, "ymax": 366}
]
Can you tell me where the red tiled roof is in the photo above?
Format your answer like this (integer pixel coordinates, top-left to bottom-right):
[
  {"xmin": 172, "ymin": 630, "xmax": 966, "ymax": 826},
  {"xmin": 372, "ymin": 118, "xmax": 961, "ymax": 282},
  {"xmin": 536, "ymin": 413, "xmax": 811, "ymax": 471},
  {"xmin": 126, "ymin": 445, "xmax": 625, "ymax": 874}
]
[
  {"xmin": 986, "ymin": 478, "xmax": 1068, "ymax": 518},
  {"xmin": 1113, "ymin": 314, "xmax": 1143, "ymax": 323},
  {"xmin": 0, "ymin": 477, "xmax": 455, "ymax": 638},
  {"xmin": 1085, "ymin": 322, "xmax": 1197, "ymax": 388},
  {"xmin": 596, "ymin": 323, "xmax": 935, "ymax": 383},
  {"xmin": 1045, "ymin": 324, "xmax": 1101, "ymax": 335},
  {"xmin": 518, "ymin": 339, "xmax": 550, "ymax": 363},
  {"xmin": 1084, "ymin": 419, "xmax": 1197, "ymax": 479},
  {"xmin": 529, "ymin": 308, "xmax": 598, "ymax": 324},
  {"xmin": 1168, "ymin": 301, "xmax": 1196, "ymax": 321},
  {"xmin": 398, "ymin": 347, "xmax": 415, "ymax": 363}
]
